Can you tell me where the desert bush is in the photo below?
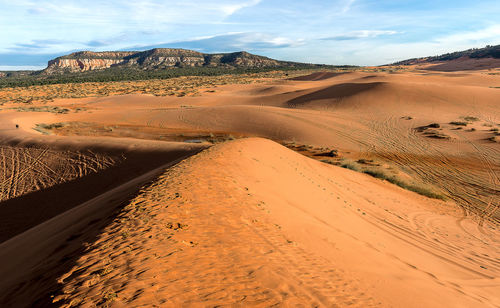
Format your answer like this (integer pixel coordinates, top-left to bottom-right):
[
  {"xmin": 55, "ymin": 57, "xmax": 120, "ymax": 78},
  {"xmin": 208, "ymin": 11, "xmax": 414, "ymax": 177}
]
[
  {"xmin": 362, "ymin": 169, "xmax": 446, "ymax": 200},
  {"xmin": 320, "ymin": 159, "xmax": 339, "ymax": 166},
  {"xmin": 340, "ymin": 160, "xmax": 360, "ymax": 172},
  {"xmin": 462, "ymin": 116, "xmax": 479, "ymax": 122},
  {"xmin": 34, "ymin": 122, "xmax": 66, "ymax": 134}
]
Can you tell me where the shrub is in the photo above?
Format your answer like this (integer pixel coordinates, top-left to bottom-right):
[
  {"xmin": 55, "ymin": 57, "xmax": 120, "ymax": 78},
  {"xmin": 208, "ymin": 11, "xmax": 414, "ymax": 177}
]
[
  {"xmin": 362, "ymin": 169, "xmax": 446, "ymax": 200},
  {"xmin": 462, "ymin": 116, "xmax": 479, "ymax": 122},
  {"xmin": 340, "ymin": 161, "xmax": 360, "ymax": 172}
]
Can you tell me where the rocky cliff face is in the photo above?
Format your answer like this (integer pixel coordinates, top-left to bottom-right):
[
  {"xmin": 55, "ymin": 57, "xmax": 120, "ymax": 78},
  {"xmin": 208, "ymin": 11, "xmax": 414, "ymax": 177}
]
[
  {"xmin": 43, "ymin": 48, "xmax": 295, "ymax": 74},
  {"xmin": 45, "ymin": 58, "xmax": 124, "ymax": 73}
]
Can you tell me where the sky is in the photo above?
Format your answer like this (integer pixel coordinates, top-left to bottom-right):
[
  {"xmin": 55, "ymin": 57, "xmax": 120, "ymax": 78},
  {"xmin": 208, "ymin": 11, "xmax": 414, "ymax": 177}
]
[{"xmin": 1, "ymin": 0, "xmax": 499, "ymax": 70}]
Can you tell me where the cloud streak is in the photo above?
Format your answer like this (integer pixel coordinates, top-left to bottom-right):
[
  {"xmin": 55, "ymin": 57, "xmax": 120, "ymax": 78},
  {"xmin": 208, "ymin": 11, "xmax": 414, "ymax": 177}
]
[
  {"xmin": 137, "ymin": 32, "xmax": 304, "ymax": 53},
  {"xmin": 220, "ymin": 0, "xmax": 262, "ymax": 16},
  {"xmin": 341, "ymin": 0, "xmax": 356, "ymax": 13},
  {"xmin": 321, "ymin": 30, "xmax": 398, "ymax": 41}
]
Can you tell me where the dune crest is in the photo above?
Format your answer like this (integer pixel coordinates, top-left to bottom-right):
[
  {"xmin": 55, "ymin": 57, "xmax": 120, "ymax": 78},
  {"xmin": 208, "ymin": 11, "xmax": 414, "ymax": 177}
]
[{"xmin": 3, "ymin": 138, "xmax": 497, "ymax": 307}]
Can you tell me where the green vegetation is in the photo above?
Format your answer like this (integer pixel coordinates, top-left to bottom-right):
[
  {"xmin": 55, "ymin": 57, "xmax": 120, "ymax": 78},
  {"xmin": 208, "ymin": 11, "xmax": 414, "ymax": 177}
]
[
  {"xmin": 461, "ymin": 116, "xmax": 479, "ymax": 122},
  {"xmin": 33, "ymin": 122, "xmax": 66, "ymax": 134},
  {"xmin": 392, "ymin": 44, "xmax": 499, "ymax": 65},
  {"xmin": 336, "ymin": 159, "xmax": 445, "ymax": 200},
  {"xmin": 339, "ymin": 160, "xmax": 361, "ymax": 172},
  {"xmin": 449, "ymin": 121, "xmax": 468, "ymax": 126},
  {"xmin": 362, "ymin": 169, "xmax": 446, "ymax": 200},
  {"xmin": 13, "ymin": 106, "xmax": 69, "ymax": 114},
  {"xmin": 0, "ymin": 65, "xmax": 338, "ymax": 89},
  {"xmin": 103, "ymin": 292, "xmax": 118, "ymax": 303}
]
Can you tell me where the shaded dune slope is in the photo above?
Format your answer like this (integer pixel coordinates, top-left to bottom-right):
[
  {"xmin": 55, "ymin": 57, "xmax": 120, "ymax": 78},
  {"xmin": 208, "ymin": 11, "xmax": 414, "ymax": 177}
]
[
  {"xmin": 289, "ymin": 72, "xmax": 346, "ymax": 81},
  {"xmin": 3, "ymin": 71, "xmax": 498, "ymax": 221},
  {"xmin": 287, "ymin": 82, "xmax": 385, "ymax": 108},
  {"xmin": 2, "ymin": 138, "xmax": 497, "ymax": 307},
  {"xmin": 421, "ymin": 58, "xmax": 500, "ymax": 71}
]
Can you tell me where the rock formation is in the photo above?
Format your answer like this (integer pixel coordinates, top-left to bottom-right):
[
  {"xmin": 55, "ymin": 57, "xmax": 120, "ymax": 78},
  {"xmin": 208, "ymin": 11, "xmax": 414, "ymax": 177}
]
[{"xmin": 43, "ymin": 48, "xmax": 293, "ymax": 74}]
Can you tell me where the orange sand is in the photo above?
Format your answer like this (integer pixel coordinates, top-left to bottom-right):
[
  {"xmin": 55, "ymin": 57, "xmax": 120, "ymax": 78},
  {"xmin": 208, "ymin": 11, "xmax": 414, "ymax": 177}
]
[
  {"xmin": 0, "ymin": 70, "xmax": 499, "ymax": 307},
  {"xmin": 1, "ymin": 138, "xmax": 498, "ymax": 307}
]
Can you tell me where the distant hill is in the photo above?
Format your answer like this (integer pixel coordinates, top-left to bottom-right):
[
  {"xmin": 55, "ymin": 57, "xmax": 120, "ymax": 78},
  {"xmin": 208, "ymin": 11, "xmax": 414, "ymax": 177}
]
[
  {"xmin": 42, "ymin": 48, "xmax": 305, "ymax": 74},
  {"xmin": 0, "ymin": 48, "xmax": 336, "ymax": 88},
  {"xmin": 390, "ymin": 45, "xmax": 500, "ymax": 68}
]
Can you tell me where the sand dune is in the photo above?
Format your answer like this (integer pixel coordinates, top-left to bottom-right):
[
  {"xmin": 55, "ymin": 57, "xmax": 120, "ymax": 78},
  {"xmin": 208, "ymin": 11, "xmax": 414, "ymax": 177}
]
[
  {"xmin": 1, "ymin": 138, "xmax": 497, "ymax": 307},
  {"xmin": 289, "ymin": 71, "xmax": 347, "ymax": 81},
  {"xmin": 418, "ymin": 57, "xmax": 500, "ymax": 71},
  {"xmin": 5, "ymin": 70, "xmax": 496, "ymax": 219},
  {"xmin": 286, "ymin": 82, "xmax": 385, "ymax": 108},
  {"xmin": 0, "ymin": 69, "xmax": 498, "ymax": 307},
  {"xmin": 0, "ymin": 112, "xmax": 207, "ymax": 242}
]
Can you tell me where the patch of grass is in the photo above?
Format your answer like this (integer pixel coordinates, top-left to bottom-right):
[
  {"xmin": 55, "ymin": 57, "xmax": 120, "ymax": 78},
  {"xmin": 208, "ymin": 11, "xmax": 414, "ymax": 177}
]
[
  {"xmin": 363, "ymin": 169, "xmax": 446, "ymax": 200},
  {"xmin": 340, "ymin": 160, "xmax": 360, "ymax": 172},
  {"xmin": 103, "ymin": 292, "xmax": 118, "ymax": 303},
  {"xmin": 423, "ymin": 129, "xmax": 450, "ymax": 139},
  {"xmin": 363, "ymin": 169, "xmax": 390, "ymax": 179},
  {"xmin": 449, "ymin": 121, "xmax": 468, "ymax": 126},
  {"xmin": 461, "ymin": 116, "xmax": 479, "ymax": 122},
  {"xmin": 320, "ymin": 159, "xmax": 339, "ymax": 166},
  {"xmin": 33, "ymin": 122, "xmax": 66, "ymax": 134},
  {"xmin": 357, "ymin": 159, "xmax": 373, "ymax": 164},
  {"xmin": 415, "ymin": 123, "xmax": 440, "ymax": 132},
  {"xmin": 13, "ymin": 106, "xmax": 70, "ymax": 114}
]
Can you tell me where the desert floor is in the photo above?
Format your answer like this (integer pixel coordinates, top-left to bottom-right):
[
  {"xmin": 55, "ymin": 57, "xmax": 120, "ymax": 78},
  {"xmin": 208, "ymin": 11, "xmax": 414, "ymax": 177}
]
[{"xmin": 0, "ymin": 69, "xmax": 499, "ymax": 307}]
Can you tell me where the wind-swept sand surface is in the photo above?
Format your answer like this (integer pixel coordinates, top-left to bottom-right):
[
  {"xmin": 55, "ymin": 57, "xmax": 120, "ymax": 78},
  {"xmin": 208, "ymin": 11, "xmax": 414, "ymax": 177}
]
[
  {"xmin": 410, "ymin": 57, "xmax": 500, "ymax": 71},
  {"xmin": 0, "ymin": 113, "xmax": 207, "ymax": 242},
  {"xmin": 0, "ymin": 69, "xmax": 499, "ymax": 307},
  {"xmin": 4, "ymin": 69, "xmax": 498, "ymax": 219},
  {"xmin": 1, "ymin": 138, "xmax": 497, "ymax": 307}
]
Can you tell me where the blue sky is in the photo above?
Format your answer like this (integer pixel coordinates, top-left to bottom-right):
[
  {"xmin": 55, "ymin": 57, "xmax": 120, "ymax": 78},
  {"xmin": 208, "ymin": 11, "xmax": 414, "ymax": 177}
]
[{"xmin": 1, "ymin": 0, "xmax": 499, "ymax": 70}]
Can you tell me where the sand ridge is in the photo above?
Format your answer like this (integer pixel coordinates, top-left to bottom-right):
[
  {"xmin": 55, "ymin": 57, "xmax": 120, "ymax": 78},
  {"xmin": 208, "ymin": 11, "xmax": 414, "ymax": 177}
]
[
  {"xmin": 4, "ymin": 70, "xmax": 497, "ymax": 220},
  {"xmin": 2, "ymin": 138, "xmax": 497, "ymax": 307}
]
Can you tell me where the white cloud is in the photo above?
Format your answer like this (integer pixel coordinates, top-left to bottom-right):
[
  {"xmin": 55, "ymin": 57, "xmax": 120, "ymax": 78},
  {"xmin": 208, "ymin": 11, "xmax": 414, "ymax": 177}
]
[
  {"xmin": 436, "ymin": 24, "xmax": 500, "ymax": 46},
  {"xmin": 0, "ymin": 65, "xmax": 45, "ymax": 71},
  {"xmin": 321, "ymin": 30, "xmax": 398, "ymax": 41},
  {"xmin": 136, "ymin": 32, "xmax": 305, "ymax": 53},
  {"xmin": 220, "ymin": 0, "xmax": 261, "ymax": 16},
  {"xmin": 341, "ymin": 0, "xmax": 355, "ymax": 14}
]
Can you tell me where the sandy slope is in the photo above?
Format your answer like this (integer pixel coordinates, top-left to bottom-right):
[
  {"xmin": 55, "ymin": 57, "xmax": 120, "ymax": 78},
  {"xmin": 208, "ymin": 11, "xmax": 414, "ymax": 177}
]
[
  {"xmin": 414, "ymin": 57, "xmax": 500, "ymax": 71},
  {"xmin": 2, "ymin": 138, "xmax": 497, "ymax": 307},
  {"xmin": 0, "ymin": 112, "xmax": 207, "ymax": 242},
  {"xmin": 5, "ymin": 70, "xmax": 497, "ymax": 219},
  {"xmin": 0, "ymin": 70, "xmax": 498, "ymax": 307}
]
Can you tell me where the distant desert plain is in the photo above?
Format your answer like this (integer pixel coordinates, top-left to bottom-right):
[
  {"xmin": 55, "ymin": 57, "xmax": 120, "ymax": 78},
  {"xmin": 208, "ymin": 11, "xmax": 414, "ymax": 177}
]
[{"xmin": 0, "ymin": 48, "xmax": 499, "ymax": 307}]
